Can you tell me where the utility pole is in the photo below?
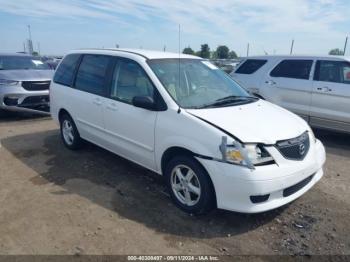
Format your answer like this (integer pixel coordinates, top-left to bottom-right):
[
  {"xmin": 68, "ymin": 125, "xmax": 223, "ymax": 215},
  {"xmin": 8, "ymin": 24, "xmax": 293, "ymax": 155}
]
[
  {"xmin": 290, "ymin": 39, "xmax": 294, "ymax": 55},
  {"xmin": 246, "ymin": 43, "xmax": 250, "ymax": 57},
  {"xmin": 27, "ymin": 25, "xmax": 33, "ymax": 54},
  {"xmin": 163, "ymin": 45, "xmax": 166, "ymax": 52},
  {"xmin": 23, "ymin": 42, "xmax": 26, "ymax": 53},
  {"xmin": 27, "ymin": 25, "xmax": 32, "ymax": 41},
  {"xmin": 37, "ymin": 42, "xmax": 41, "ymax": 55},
  {"xmin": 344, "ymin": 36, "xmax": 348, "ymax": 56}
]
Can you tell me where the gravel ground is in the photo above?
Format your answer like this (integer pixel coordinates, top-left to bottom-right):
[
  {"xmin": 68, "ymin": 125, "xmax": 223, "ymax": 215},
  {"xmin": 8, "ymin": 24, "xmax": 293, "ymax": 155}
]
[{"xmin": 0, "ymin": 112, "xmax": 349, "ymax": 256}]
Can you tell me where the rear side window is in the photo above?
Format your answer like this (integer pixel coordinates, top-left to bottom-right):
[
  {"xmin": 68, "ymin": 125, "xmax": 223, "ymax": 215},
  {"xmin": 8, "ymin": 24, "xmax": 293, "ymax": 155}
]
[
  {"xmin": 270, "ymin": 60, "xmax": 313, "ymax": 80},
  {"xmin": 235, "ymin": 59, "xmax": 267, "ymax": 74},
  {"xmin": 53, "ymin": 54, "xmax": 81, "ymax": 86},
  {"xmin": 74, "ymin": 55, "xmax": 110, "ymax": 96},
  {"xmin": 314, "ymin": 60, "xmax": 350, "ymax": 84}
]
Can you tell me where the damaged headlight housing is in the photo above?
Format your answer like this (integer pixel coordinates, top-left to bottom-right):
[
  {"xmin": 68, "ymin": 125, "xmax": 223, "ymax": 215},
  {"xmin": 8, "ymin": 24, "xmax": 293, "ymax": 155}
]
[{"xmin": 220, "ymin": 136, "xmax": 274, "ymax": 169}]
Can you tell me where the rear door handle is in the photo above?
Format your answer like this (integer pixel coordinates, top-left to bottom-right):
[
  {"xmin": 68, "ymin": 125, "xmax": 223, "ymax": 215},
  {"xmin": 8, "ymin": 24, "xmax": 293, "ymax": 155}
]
[{"xmin": 106, "ymin": 103, "xmax": 118, "ymax": 111}]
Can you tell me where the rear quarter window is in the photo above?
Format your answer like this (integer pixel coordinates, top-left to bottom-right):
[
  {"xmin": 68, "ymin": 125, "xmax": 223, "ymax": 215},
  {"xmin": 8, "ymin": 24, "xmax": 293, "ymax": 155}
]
[
  {"xmin": 53, "ymin": 54, "xmax": 81, "ymax": 86},
  {"xmin": 235, "ymin": 59, "xmax": 267, "ymax": 74}
]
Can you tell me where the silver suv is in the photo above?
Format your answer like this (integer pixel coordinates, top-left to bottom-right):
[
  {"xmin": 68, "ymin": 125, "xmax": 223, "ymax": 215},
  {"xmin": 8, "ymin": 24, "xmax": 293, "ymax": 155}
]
[
  {"xmin": 0, "ymin": 53, "xmax": 53, "ymax": 115},
  {"xmin": 231, "ymin": 55, "xmax": 350, "ymax": 134}
]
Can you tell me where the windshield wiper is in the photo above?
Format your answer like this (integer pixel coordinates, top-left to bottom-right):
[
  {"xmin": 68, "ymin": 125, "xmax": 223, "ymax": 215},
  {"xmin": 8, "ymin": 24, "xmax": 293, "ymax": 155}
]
[
  {"xmin": 195, "ymin": 95, "xmax": 258, "ymax": 109},
  {"xmin": 216, "ymin": 95, "xmax": 258, "ymax": 102}
]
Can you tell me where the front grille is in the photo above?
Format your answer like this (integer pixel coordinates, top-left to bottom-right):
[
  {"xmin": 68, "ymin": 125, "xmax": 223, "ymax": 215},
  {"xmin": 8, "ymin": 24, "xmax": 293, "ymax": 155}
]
[
  {"xmin": 275, "ymin": 132, "xmax": 310, "ymax": 160},
  {"xmin": 22, "ymin": 81, "xmax": 50, "ymax": 91},
  {"xmin": 283, "ymin": 175, "xmax": 314, "ymax": 197}
]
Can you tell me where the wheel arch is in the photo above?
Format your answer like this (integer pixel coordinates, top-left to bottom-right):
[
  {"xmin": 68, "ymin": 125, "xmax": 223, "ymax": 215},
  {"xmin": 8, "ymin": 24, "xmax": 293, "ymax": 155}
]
[
  {"xmin": 58, "ymin": 108, "xmax": 71, "ymax": 122},
  {"xmin": 160, "ymin": 146, "xmax": 217, "ymax": 206}
]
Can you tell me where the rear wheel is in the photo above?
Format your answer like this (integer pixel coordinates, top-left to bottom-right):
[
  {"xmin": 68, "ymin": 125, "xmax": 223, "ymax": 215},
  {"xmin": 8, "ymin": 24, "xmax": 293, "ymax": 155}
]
[
  {"xmin": 165, "ymin": 156, "xmax": 216, "ymax": 215},
  {"xmin": 59, "ymin": 114, "xmax": 82, "ymax": 150}
]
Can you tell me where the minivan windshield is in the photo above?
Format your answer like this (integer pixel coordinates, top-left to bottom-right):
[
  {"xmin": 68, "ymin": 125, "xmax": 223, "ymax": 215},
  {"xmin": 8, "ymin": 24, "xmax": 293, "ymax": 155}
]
[
  {"xmin": 0, "ymin": 56, "xmax": 50, "ymax": 70},
  {"xmin": 148, "ymin": 59, "xmax": 256, "ymax": 109}
]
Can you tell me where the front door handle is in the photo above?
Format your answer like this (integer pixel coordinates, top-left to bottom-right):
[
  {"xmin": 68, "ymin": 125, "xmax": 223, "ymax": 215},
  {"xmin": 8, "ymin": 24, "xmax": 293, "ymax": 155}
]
[
  {"xmin": 316, "ymin": 86, "xmax": 332, "ymax": 92},
  {"xmin": 265, "ymin": 80, "xmax": 276, "ymax": 85}
]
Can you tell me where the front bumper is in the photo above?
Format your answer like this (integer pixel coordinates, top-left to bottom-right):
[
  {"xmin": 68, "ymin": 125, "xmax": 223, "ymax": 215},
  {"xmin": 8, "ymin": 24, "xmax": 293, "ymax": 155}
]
[
  {"xmin": 0, "ymin": 84, "xmax": 50, "ymax": 113},
  {"xmin": 197, "ymin": 139, "xmax": 326, "ymax": 213}
]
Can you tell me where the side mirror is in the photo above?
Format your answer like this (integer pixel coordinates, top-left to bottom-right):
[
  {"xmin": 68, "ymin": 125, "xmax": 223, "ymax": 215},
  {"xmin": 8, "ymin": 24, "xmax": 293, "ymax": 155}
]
[{"xmin": 132, "ymin": 96, "xmax": 156, "ymax": 110}]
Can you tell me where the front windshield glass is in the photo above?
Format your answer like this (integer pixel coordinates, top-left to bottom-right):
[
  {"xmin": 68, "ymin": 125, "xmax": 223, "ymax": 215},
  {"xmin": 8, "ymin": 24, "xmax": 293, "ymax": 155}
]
[
  {"xmin": 148, "ymin": 59, "xmax": 254, "ymax": 109},
  {"xmin": 0, "ymin": 56, "xmax": 50, "ymax": 70}
]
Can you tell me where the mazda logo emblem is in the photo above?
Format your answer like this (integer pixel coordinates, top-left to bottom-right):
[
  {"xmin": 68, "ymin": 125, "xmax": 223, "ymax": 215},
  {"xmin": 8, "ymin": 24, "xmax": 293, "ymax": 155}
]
[{"xmin": 299, "ymin": 143, "xmax": 306, "ymax": 156}]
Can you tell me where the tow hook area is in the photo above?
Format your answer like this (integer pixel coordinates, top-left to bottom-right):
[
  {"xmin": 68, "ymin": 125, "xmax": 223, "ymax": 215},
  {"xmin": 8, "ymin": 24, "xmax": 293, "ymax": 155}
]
[{"xmin": 2, "ymin": 95, "xmax": 50, "ymax": 115}]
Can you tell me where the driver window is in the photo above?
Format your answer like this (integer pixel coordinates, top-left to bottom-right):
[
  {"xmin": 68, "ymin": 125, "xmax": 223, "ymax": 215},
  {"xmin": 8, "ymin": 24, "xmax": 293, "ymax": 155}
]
[{"xmin": 111, "ymin": 59, "xmax": 154, "ymax": 103}]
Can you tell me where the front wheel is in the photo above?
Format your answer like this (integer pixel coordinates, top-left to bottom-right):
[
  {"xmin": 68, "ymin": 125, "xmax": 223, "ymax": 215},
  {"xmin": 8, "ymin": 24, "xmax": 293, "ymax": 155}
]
[
  {"xmin": 0, "ymin": 109, "xmax": 7, "ymax": 118},
  {"xmin": 165, "ymin": 156, "xmax": 216, "ymax": 215}
]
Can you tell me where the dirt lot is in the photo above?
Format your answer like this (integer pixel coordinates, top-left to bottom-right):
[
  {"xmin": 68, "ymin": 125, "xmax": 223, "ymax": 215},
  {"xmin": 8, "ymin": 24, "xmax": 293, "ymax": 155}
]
[{"xmin": 0, "ymin": 112, "xmax": 349, "ymax": 256}]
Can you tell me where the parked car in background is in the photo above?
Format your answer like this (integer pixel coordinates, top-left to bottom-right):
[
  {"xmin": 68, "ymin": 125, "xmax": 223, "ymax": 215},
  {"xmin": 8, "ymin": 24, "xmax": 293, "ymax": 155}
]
[
  {"xmin": 0, "ymin": 53, "xmax": 53, "ymax": 115},
  {"xmin": 212, "ymin": 59, "xmax": 241, "ymax": 74},
  {"xmin": 41, "ymin": 56, "xmax": 62, "ymax": 70},
  {"xmin": 231, "ymin": 55, "xmax": 350, "ymax": 134},
  {"xmin": 50, "ymin": 49, "xmax": 325, "ymax": 214}
]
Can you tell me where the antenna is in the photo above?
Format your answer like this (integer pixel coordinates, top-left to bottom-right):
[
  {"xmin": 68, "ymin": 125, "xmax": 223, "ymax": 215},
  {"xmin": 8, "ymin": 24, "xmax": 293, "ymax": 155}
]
[
  {"xmin": 290, "ymin": 39, "xmax": 294, "ymax": 55},
  {"xmin": 177, "ymin": 24, "xmax": 181, "ymax": 114}
]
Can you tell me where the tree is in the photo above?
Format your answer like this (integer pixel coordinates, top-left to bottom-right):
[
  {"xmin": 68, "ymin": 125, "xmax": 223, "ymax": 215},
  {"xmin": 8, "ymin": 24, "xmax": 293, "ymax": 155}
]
[
  {"xmin": 32, "ymin": 51, "xmax": 39, "ymax": 56},
  {"xmin": 182, "ymin": 47, "xmax": 195, "ymax": 55},
  {"xmin": 199, "ymin": 44, "xmax": 210, "ymax": 58},
  {"xmin": 216, "ymin": 45, "xmax": 229, "ymax": 59},
  {"xmin": 329, "ymin": 48, "xmax": 344, "ymax": 56},
  {"xmin": 211, "ymin": 51, "xmax": 218, "ymax": 59},
  {"xmin": 228, "ymin": 50, "xmax": 238, "ymax": 59}
]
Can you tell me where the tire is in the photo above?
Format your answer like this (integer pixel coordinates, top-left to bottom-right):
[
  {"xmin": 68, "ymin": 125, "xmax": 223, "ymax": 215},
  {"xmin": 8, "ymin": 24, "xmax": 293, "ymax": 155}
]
[
  {"xmin": 59, "ymin": 113, "xmax": 82, "ymax": 150},
  {"xmin": 0, "ymin": 109, "xmax": 8, "ymax": 118},
  {"xmin": 165, "ymin": 155, "xmax": 216, "ymax": 215}
]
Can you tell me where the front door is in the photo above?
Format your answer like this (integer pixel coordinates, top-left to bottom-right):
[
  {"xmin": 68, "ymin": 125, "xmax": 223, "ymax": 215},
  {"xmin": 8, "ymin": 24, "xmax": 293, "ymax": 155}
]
[
  {"xmin": 261, "ymin": 59, "xmax": 314, "ymax": 120},
  {"xmin": 104, "ymin": 58, "xmax": 158, "ymax": 170}
]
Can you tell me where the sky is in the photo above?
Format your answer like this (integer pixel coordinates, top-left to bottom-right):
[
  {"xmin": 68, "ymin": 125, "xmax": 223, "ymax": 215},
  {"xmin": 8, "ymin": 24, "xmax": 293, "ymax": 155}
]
[{"xmin": 0, "ymin": 0, "xmax": 349, "ymax": 56}]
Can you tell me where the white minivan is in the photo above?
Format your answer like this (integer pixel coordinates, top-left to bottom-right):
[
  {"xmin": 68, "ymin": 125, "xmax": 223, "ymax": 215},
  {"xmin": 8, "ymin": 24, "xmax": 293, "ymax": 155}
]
[
  {"xmin": 231, "ymin": 55, "xmax": 350, "ymax": 134},
  {"xmin": 50, "ymin": 49, "xmax": 326, "ymax": 214}
]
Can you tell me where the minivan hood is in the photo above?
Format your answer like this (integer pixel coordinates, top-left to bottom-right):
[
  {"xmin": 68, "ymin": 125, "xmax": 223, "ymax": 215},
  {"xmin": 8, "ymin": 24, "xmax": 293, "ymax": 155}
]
[
  {"xmin": 0, "ymin": 70, "xmax": 53, "ymax": 81},
  {"xmin": 186, "ymin": 100, "xmax": 308, "ymax": 144}
]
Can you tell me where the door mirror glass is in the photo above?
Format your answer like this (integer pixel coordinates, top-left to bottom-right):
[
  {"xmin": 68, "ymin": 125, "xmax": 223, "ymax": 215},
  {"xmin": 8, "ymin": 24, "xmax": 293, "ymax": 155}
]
[{"xmin": 132, "ymin": 96, "xmax": 156, "ymax": 110}]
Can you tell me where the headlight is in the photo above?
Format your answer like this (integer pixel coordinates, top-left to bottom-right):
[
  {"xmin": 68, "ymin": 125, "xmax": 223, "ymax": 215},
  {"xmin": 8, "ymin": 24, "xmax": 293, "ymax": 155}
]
[
  {"xmin": 0, "ymin": 79, "xmax": 19, "ymax": 86},
  {"xmin": 308, "ymin": 128, "xmax": 317, "ymax": 143},
  {"xmin": 244, "ymin": 144, "xmax": 274, "ymax": 165},
  {"xmin": 220, "ymin": 136, "xmax": 274, "ymax": 169}
]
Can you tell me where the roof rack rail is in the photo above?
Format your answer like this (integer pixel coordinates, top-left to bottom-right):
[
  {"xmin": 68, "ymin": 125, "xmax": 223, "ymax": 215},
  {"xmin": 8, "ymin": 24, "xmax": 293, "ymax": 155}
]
[{"xmin": 76, "ymin": 48, "xmax": 149, "ymax": 59}]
